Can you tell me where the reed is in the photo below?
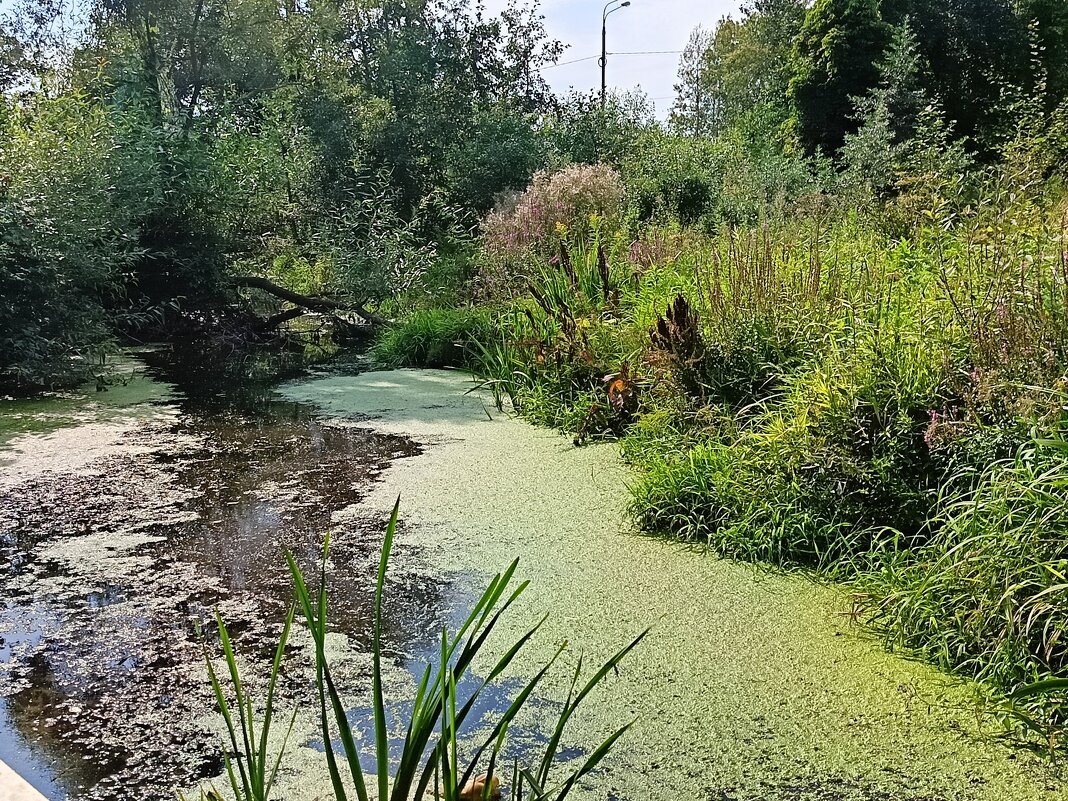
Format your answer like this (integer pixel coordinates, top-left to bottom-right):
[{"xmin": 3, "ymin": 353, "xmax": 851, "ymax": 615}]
[{"xmin": 194, "ymin": 500, "xmax": 646, "ymax": 801}]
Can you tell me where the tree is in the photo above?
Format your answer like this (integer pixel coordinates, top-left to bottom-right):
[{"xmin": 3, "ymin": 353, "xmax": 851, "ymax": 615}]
[
  {"xmin": 0, "ymin": 92, "xmax": 137, "ymax": 388},
  {"xmin": 742, "ymin": 0, "xmax": 808, "ymax": 102},
  {"xmin": 839, "ymin": 22, "xmax": 928, "ymax": 195},
  {"xmin": 0, "ymin": 24, "xmax": 27, "ymax": 91},
  {"xmin": 343, "ymin": 0, "xmax": 562, "ymax": 215},
  {"xmin": 445, "ymin": 102, "xmax": 547, "ymax": 214},
  {"xmin": 670, "ymin": 25, "xmax": 713, "ymax": 137},
  {"xmin": 1020, "ymin": 0, "xmax": 1068, "ymax": 111},
  {"xmin": 879, "ymin": 0, "xmax": 1029, "ymax": 155},
  {"xmin": 544, "ymin": 89, "xmax": 656, "ymax": 168},
  {"xmin": 674, "ymin": 2, "xmax": 807, "ymax": 140},
  {"xmin": 700, "ymin": 18, "xmax": 743, "ymax": 136},
  {"xmin": 723, "ymin": 0, "xmax": 807, "ymax": 119},
  {"xmin": 0, "ymin": 0, "xmax": 569, "ymax": 387},
  {"xmin": 788, "ymin": 0, "xmax": 891, "ymax": 155}
]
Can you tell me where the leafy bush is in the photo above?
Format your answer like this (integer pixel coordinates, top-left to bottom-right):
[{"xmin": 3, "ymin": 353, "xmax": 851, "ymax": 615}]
[
  {"xmin": 630, "ymin": 336, "xmax": 947, "ymax": 569},
  {"xmin": 621, "ymin": 131, "xmax": 722, "ymax": 225},
  {"xmin": 0, "ymin": 198, "xmax": 116, "ymax": 389},
  {"xmin": 0, "ymin": 92, "xmax": 135, "ymax": 389},
  {"xmin": 481, "ymin": 164, "xmax": 625, "ymax": 262}
]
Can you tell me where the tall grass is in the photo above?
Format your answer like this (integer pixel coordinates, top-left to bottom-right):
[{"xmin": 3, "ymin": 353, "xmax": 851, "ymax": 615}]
[
  {"xmin": 195, "ymin": 500, "xmax": 647, "ymax": 800},
  {"xmin": 862, "ymin": 421, "xmax": 1068, "ymax": 744},
  {"xmin": 372, "ymin": 308, "xmax": 495, "ymax": 369},
  {"xmin": 374, "ymin": 172, "xmax": 1068, "ymax": 741}
]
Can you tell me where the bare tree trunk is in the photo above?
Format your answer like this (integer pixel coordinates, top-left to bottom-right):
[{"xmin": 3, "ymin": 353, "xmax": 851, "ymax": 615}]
[{"xmin": 182, "ymin": 0, "xmax": 207, "ymax": 136}]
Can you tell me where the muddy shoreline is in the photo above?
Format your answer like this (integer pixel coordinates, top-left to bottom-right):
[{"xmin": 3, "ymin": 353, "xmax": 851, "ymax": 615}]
[{"xmin": 0, "ymin": 351, "xmax": 438, "ymax": 800}]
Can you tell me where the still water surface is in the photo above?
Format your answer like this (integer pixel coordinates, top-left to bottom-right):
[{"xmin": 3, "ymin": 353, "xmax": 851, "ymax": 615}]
[{"xmin": 0, "ymin": 348, "xmax": 1065, "ymax": 801}]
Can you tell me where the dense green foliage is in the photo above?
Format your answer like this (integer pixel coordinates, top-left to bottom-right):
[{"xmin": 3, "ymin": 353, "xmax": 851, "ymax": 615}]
[
  {"xmin": 0, "ymin": 0, "xmax": 566, "ymax": 389},
  {"xmin": 372, "ymin": 0, "xmax": 1068, "ymax": 744},
  {"xmin": 788, "ymin": 0, "xmax": 891, "ymax": 155},
  {"xmin": 7, "ymin": 0, "xmax": 1068, "ymax": 751}
]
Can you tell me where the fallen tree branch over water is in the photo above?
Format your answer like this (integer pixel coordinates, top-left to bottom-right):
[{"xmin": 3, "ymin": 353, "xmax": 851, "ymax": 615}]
[{"xmin": 230, "ymin": 276, "xmax": 390, "ymax": 327}]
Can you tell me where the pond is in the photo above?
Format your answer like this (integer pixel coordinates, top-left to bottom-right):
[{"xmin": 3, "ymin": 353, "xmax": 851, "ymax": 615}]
[{"xmin": 0, "ymin": 347, "xmax": 1064, "ymax": 800}]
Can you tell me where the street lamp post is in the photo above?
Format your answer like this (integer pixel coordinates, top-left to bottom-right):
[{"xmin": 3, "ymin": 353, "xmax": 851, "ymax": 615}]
[{"xmin": 599, "ymin": 0, "xmax": 630, "ymax": 110}]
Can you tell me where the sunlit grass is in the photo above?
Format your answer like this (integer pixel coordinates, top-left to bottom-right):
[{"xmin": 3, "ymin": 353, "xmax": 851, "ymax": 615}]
[{"xmin": 371, "ymin": 308, "xmax": 495, "ymax": 369}]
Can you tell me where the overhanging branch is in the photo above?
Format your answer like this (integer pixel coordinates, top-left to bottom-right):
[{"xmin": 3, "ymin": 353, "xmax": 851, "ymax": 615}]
[
  {"xmin": 230, "ymin": 276, "xmax": 391, "ymax": 326},
  {"xmin": 231, "ymin": 276, "xmax": 352, "ymax": 313}
]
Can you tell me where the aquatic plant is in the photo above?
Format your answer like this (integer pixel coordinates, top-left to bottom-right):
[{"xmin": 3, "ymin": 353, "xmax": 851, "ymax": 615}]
[
  {"xmin": 195, "ymin": 500, "xmax": 646, "ymax": 801},
  {"xmin": 201, "ymin": 608, "xmax": 296, "ymax": 801}
]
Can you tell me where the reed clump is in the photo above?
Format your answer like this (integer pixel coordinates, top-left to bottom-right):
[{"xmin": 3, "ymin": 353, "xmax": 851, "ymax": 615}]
[{"xmin": 192, "ymin": 500, "xmax": 646, "ymax": 801}]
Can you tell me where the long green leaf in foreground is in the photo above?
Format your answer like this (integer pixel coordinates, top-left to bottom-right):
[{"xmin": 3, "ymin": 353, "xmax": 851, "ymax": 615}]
[
  {"xmin": 207, "ymin": 499, "xmax": 644, "ymax": 801},
  {"xmin": 287, "ymin": 534, "xmax": 371, "ymax": 801},
  {"xmin": 201, "ymin": 605, "xmax": 296, "ymax": 801},
  {"xmin": 374, "ymin": 499, "xmax": 401, "ymax": 801}
]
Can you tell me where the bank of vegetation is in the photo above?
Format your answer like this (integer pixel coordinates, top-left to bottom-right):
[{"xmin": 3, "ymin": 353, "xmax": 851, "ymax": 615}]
[
  {"xmin": 374, "ymin": 1, "xmax": 1068, "ymax": 746},
  {"xmin": 4, "ymin": 0, "xmax": 1068, "ymax": 751}
]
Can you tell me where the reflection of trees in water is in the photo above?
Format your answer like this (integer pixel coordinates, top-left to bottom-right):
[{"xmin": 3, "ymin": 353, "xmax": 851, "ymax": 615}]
[
  {"xmin": 135, "ymin": 340, "xmax": 357, "ymax": 419},
  {"xmin": 2, "ymin": 598, "xmax": 221, "ymax": 801},
  {"xmin": 8, "ymin": 653, "xmax": 129, "ymax": 791},
  {"xmin": 0, "ymin": 348, "xmax": 443, "ymax": 800}
]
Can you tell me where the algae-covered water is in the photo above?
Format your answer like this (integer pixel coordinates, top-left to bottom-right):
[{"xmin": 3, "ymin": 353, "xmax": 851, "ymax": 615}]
[
  {"xmin": 1, "ymin": 354, "xmax": 1065, "ymax": 800},
  {"xmin": 280, "ymin": 369, "xmax": 1067, "ymax": 801}
]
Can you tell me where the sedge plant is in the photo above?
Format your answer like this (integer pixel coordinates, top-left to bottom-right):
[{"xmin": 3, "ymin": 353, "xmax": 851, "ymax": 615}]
[{"xmin": 194, "ymin": 498, "xmax": 646, "ymax": 801}]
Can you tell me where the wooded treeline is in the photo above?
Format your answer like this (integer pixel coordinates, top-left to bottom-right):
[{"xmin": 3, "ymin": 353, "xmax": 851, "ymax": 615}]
[
  {"xmin": 0, "ymin": 0, "xmax": 570, "ymax": 387},
  {"xmin": 671, "ymin": 0, "xmax": 1068, "ymax": 154},
  {"xmin": 1, "ymin": 0, "xmax": 1065, "ymax": 389}
]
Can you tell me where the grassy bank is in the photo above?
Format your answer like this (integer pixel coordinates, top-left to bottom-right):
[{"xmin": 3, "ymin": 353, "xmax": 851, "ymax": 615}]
[
  {"xmin": 371, "ymin": 307, "xmax": 495, "ymax": 369},
  {"xmin": 372, "ymin": 178, "xmax": 1068, "ymax": 744}
]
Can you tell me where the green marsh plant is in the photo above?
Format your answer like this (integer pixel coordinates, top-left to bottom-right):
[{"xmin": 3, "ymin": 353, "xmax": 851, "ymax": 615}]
[
  {"xmin": 196, "ymin": 500, "xmax": 646, "ymax": 801},
  {"xmin": 201, "ymin": 608, "xmax": 297, "ymax": 801},
  {"xmin": 371, "ymin": 308, "xmax": 495, "ymax": 369}
]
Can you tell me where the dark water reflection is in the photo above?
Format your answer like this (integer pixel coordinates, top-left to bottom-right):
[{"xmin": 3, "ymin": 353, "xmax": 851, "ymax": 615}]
[{"xmin": 0, "ymin": 344, "xmax": 444, "ymax": 800}]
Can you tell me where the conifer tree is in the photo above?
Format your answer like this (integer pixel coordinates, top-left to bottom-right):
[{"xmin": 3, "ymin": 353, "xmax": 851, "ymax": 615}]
[{"xmin": 670, "ymin": 26, "xmax": 714, "ymax": 137}]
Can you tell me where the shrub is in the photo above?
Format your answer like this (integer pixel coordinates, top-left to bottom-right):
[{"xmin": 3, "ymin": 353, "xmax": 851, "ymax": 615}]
[
  {"xmin": 621, "ymin": 130, "xmax": 722, "ymax": 225},
  {"xmin": 629, "ymin": 348, "xmax": 945, "ymax": 571},
  {"xmin": 481, "ymin": 164, "xmax": 625, "ymax": 262},
  {"xmin": 0, "ymin": 93, "xmax": 135, "ymax": 389}
]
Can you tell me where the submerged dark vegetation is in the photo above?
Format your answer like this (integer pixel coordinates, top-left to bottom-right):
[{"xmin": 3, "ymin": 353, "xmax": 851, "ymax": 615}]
[{"xmin": 4, "ymin": 0, "xmax": 1068, "ymax": 768}]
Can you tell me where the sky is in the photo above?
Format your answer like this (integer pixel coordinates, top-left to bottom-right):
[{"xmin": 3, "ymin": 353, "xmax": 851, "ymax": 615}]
[{"xmin": 482, "ymin": 0, "xmax": 743, "ymax": 118}]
